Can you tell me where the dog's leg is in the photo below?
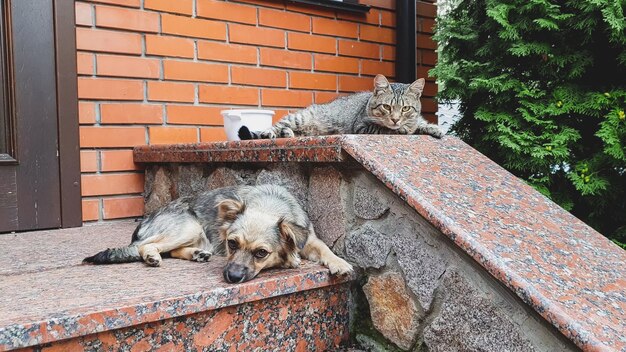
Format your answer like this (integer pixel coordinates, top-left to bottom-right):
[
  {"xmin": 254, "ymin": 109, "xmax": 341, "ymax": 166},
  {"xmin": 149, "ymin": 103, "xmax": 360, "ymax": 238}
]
[
  {"xmin": 170, "ymin": 247, "xmax": 212, "ymax": 262},
  {"xmin": 301, "ymin": 237, "xmax": 353, "ymax": 275},
  {"xmin": 138, "ymin": 220, "xmax": 206, "ymax": 267}
]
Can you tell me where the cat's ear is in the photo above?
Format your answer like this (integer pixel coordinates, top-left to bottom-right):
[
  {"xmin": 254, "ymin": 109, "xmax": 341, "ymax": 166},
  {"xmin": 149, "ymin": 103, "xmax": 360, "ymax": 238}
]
[
  {"xmin": 373, "ymin": 74, "xmax": 391, "ymax": 95},
  {"xmin": 408, "ymin": 78, "xmax": 425, "ymax": 96}
]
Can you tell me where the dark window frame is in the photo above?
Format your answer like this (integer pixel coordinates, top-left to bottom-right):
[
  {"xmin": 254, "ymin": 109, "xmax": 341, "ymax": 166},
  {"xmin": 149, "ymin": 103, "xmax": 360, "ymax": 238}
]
[{"xmin": 288, "ymin": 0, "xmax": 370, "ymax": 13}]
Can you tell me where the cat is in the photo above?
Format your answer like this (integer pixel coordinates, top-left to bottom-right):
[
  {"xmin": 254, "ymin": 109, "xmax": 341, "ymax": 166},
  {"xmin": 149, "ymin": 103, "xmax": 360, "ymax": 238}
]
[{"xmin": 238, "ymin": 74, "xmax": 443, "ymax": 140}]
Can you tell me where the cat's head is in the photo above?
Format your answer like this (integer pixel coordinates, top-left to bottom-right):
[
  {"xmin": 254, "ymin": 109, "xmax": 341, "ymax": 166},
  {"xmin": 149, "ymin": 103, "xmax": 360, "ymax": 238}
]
[{"xmin": 367, "ymin": 74, "xmax": 425, "ymax": 131}]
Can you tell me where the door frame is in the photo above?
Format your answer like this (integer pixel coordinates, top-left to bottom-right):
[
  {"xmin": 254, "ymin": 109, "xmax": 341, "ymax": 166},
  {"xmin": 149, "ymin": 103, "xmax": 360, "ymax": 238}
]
[{"xmin": 55, "ymin": 0, "xmax": 81, "ymax": 228}]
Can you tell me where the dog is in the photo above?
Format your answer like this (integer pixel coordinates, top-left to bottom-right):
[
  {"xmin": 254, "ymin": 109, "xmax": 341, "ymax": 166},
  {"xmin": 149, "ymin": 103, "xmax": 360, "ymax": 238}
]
[{"xmin": 83, "ymin": 184, "xmax": 353, "ymax": 283}]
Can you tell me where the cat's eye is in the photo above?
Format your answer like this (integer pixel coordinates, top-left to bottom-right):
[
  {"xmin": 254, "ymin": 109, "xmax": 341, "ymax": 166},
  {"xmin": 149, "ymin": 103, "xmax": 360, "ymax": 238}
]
[
  {"xmin": 254, "ymin": 249, "xmax": 269, "ymax": 259},
  {"xmin": 381, "ymin": 104, "xmax": 391, "ymax": 111},
  {"xmin": 227, "ymin": 239, "xmax": 239, "ymax": 251},
  {"xmin": 402, "ymin": 106, "xmax": 411, "ymax": 112}
]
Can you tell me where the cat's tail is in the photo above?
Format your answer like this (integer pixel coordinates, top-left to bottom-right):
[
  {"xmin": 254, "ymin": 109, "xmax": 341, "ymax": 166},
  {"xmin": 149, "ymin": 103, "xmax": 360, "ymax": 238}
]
[{"xmin": 238, "ymin": 126, "xmax": 262, "ymax": 140}]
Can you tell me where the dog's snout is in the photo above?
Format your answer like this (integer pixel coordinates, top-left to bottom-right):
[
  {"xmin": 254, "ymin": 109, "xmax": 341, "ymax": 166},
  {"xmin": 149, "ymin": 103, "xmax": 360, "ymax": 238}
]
[{"xmin": 223, "ymin": 263, "xmax": 248, "ymax": 283}]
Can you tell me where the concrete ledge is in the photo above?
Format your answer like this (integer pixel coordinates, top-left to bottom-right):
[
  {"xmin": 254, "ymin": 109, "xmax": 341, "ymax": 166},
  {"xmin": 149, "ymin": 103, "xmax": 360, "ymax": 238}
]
[
  {"xmin": 0, "ymin": 221, "xmax": 352, "ymax": 351},
  {"xmin": 135, "ymin": 135, "xmax": 626, "ymax": 351}
]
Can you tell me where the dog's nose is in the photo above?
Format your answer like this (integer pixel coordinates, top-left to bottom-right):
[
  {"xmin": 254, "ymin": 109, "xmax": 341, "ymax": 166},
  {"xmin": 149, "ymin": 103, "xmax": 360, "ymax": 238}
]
[{"xmin": 223, "ymin": 264, "xmax": 248, "ymax": 283}]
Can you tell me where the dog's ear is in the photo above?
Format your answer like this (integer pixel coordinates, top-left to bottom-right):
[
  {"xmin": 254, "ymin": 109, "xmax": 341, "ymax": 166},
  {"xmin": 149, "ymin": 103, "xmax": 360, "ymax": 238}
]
[
  {"xmin": 277, "ymin": 218, "xmax": 308, "ymax": 251},
  {"xmin": 216, "ymin": 199, "xmax": 245, "ymax": 224}
]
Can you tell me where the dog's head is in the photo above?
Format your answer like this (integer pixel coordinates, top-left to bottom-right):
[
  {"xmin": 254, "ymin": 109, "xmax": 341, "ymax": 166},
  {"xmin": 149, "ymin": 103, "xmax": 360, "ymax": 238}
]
[{"xmin": 216, "ymin": 199, "xmax": 308, "ymax": 283}]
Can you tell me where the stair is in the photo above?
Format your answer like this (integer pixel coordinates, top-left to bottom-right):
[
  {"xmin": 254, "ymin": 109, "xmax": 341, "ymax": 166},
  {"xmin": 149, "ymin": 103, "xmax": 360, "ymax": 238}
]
[{"xmin": 0, "ymin": 221, "xmax": 352, "ymax": 351}]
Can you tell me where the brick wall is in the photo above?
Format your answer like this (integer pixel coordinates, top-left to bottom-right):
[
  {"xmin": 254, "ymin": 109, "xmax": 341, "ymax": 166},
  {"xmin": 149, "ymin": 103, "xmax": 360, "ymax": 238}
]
[{"xmin": 76, "ymin": 0, "xmax": 438, "ymax": 222}]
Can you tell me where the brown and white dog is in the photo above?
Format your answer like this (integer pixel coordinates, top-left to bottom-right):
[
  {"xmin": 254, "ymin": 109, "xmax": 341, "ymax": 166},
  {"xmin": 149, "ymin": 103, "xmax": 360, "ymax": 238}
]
[{"xmin": 84, "ymin": 184, "xmax": 353, "ymax": 283}]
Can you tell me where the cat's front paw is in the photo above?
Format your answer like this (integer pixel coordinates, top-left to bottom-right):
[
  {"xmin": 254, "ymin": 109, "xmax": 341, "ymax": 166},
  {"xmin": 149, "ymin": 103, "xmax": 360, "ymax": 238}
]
[
  {"xmin": 279, "ymin": 128, "xmax": 295, "ymax": 138},
  {"xmin": 260, "ymin": 130, "xmax": 277, "ymax": 139},
  {"xmin": 428, "ymin": 127, "xmax": 444, "ymax": 139}
]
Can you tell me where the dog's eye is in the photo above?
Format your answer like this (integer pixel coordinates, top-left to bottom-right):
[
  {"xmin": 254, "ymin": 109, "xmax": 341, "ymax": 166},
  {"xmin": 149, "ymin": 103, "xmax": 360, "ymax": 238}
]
[
  {"xmin": 227, "ymin": 239, "xmax": 238, "ymax": 251},
  {"xmin": 402, "ymin": 106, "xmax": 411, "ymax": 112},
  {"xmin": 381, "ymin": 104, "xmax": 391, "ymax": 111},
  {"xmin": 254, "ymin": 249, "xmax": 269, "ymax": 259}
]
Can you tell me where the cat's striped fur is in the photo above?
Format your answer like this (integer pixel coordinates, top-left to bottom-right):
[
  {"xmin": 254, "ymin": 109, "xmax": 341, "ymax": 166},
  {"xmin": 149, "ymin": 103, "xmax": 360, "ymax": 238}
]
[{"xmin": 238, "ymin": 74, "xmax": 443, "ymax": 140}]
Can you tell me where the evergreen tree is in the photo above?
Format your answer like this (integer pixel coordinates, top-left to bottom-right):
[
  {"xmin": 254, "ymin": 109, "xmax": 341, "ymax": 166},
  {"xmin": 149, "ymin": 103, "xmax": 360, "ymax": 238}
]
[{"xmin": 432, "ymin": 0, "xmax": 626, "ymax": 247}]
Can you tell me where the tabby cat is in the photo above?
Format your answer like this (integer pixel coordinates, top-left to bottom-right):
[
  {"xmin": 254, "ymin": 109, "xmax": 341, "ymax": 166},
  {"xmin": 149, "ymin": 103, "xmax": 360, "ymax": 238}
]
[{"xmin": 238, "ymin": 74, "xmax": 443, "ymax": 140}]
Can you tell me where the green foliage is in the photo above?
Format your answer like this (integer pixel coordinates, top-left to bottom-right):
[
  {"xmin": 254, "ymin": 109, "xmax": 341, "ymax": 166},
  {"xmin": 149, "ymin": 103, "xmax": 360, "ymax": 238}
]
[{"xmin": 432, "ymin": 0, "xmax": 626, "ymax": 244}]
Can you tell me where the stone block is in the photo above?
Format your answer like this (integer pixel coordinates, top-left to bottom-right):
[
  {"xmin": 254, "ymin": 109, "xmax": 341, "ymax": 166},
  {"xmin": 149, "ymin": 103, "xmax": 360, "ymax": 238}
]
[
  {"xmin": 144, "ymin": 166, "xmax": 173, "ymax": 214},
  {"xmin": 307, "ymin": 167, "xmax": 345, "ymax": 246},
  {"xmin": 390, "ymin": 228, "xmax": 447, "ymax": 311},
  {"xmin": 362, "ymin": 272, "xmax": 421, "ymax": 350},
  {"xmin": 423, "ymin": 270, "xmax": 535, "ymax": 352},
  {"xmin": 345, "ymin": 226, "xmax": 391, "ymax": 269},
  {"xmin": 353, "ymin": 184, "xmax": 389, "ymax": 220},
  {"xmin": 206, "ymin": 167, "xmax": 255, "ymax": 190},
  {"xmin": 256, "ymin": 163, "xmax": 308, "ymax": 208},
  {"xmin": 174, "ymin": 164, "xmax": 207, "ymax": 198}
]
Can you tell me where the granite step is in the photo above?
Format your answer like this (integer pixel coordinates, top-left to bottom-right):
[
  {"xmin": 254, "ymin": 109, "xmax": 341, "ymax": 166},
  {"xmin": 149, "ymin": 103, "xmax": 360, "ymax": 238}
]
[{"xmin": 0, "ymin": 221, "xmax": 352, "ymax": 351}]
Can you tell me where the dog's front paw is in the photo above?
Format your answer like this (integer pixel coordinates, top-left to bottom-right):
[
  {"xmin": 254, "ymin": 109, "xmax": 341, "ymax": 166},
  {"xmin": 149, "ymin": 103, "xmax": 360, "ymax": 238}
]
[
  {"xmin": 144, "ymin": 254, "xmax": 162, "ymax": 267},
  {"xmin": 192, "ymin": 249, "xmax": 212, "ymax": 262},
  {"xmin": 327, "ymin": 257, "xmax": 353, "ymax": 275}
]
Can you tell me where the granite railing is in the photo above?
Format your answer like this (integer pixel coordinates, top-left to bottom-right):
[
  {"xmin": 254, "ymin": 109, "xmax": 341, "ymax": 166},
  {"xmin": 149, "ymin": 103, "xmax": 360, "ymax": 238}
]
[{"xmin": 134, "ymin": 135, "xmax": 625, "ymax": 352}]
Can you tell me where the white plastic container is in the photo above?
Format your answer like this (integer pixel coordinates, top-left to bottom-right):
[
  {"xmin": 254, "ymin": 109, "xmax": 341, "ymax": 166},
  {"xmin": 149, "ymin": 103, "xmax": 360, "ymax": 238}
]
[{"xmin": 221, "ymin": 109, "xmax": 275, "ymax": 141}]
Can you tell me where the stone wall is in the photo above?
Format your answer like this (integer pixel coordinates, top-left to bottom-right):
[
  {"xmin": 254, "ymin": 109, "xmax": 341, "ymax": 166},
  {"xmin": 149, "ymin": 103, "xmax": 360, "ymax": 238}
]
[{"xmin": 143, "ymin": 163, "xmax": 580, "ymax": 352}]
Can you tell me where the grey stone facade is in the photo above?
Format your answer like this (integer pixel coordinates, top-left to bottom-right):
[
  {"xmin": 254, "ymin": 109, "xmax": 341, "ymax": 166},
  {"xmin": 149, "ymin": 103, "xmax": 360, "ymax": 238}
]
[{"xmin": 143, "ymin": 163, "xmax": 580, "ymax": 352}]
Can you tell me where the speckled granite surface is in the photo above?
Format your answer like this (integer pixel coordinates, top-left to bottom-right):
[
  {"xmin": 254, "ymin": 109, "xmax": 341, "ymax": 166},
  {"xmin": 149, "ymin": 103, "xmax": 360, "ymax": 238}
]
[
  {"xmin": 135, "ymin": 136, "xmax": 626, "ymax": 352},
  {"xmin": 0, "ymin": 221, "xmax": 352, "ymax": 351}
]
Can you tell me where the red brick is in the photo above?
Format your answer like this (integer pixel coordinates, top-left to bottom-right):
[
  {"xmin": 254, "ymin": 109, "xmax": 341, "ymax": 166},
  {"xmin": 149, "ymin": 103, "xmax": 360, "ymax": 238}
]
[
  {"xmin": 79, "ymin": 102, "xmax": 96, "ymax": 124},
  {"xmin": 200, "ymin": 128, "xmax": 228, "ymax": 142},
  {"xmin": 361, "ymin": 60, "xmax": 394, "ymax": 77},
  {"xmin": 360, "ymin": 0, "xmax": 394, "ymax": 10},
  {"xmin": 100, "ymin": 103, "xmax": 163, "ymax": 124},
  {"xmin": 421, "ymin": 97, "xmax": 437, "ymax": 113},
  {"xmin": 78, "ymin": 78, "xmax": 143, "ymax": 100},
  {"xmin": 103, "ymin": 196, "xmax": 144, "ymax": 219},
  {"xmin": 338, "ymin": 40, "xmax": 380, "ymax": 59},
  {"xmin": 315, "ymin": 92, "xmax": 344, "ymax": 104},
  {"xmin": 288, "ymin": 32, "xmax": 336, "ymax": 54},
  {"xmin": 420, "ymin": 50, "xmax": 437, "ymax": 66},
  {"xmin": 260, "ymin": 48, "xmax": 311, "ymax": 70},
  {"xmin": 380, "ymin": 10, "xmax": 396, "ymax": 27},
  {"xmin": 166, "ymin": 105, "xmax": 224, "ymax": 125},
  {"xmin": 423, "ymin": 113, "xmax": 437, "ymax": 124},
  {"xmin": 337, "ymin": 10, "xmax": 380, "ymax": 26},
  {"xmin": 146, "ymin": 35, "xmax": 195, "ymax": 58},
  {"xmin": 75, "ymin": 2, "xmax": 93, "ymax": 26},
  {"xmin": 144, "ymin": 0, "xmax": 193, "ymax": 15},
  {"xmin": 198, "ymin": 85, "xmax": 260, "ymax": 105},
  {"xmin": 162, "ymin": 14, "xmax": 226, "ymax": 40},
  {"xmin": 231, "ymin": 66, "xmax": 286, "ymax": 87},
  {"xmin": 90, "ymin": 0, "xmax": 140, "ymax": 7},
  {"xmin": 285, "ymin": 3, "xmax": 335, "ymax": 17},
  {"xmin": 80, "ymin": 150, "xmax": 98, "ymax": 172},
  {"xmin": 77, "ymin": 52, "xmax": 94, "ymax": 75},
  {"xmin": 76, "ymin": 28, "xmax": 142, "ymax": 54},
  {"xmin": 314, "ymin": 54, "xmax": 359, "ymax": 74},
  {"xmin": 163, "ymin": 60, "xmax": 229, "ymax": 83},
  {"xmin": 147, "ymin": 81, "xmax": 195, "ymax": 102},
  {"xmin": 82, "ymin": 199, "xmax": 100, "ymax": 221},
  {"xmin": 272, "ymin": 109, "xmax": 291, "ymax": 123},
  {"xmin": 149, "ymin": 126, "xmax": 198, "ymax": 144},
  {"xmin": 418, "ymin": 17, "xmax": 435, "ymax": 34},
  {"xmin": 229, "ymin": 24, "xmax": 285, "ymax": 48},
  {"xmin": 421, "ymin": 81, "xmax": 438, "ymax": 97},
  {"xmin": 417, "ymin": 2, "xmax": 436, "ymax": 18},
  {"xmin": 339, "ymin": 75, "xmax": 373, "ymax": 92},
  {"xmin": 382, "ymin": 45, "xmax": 395, "ymax": 61},
  {"xmin": 312, "ymin": 17, "xmax": 358, "ymax": 38},
  {"xmin": 259, "ymin": 8, "xmax": 310, "ymax": 32},
  {"xmin": 289, "ymin": 71, "xmax": 336, "ymax": 91},
  {"xmin": 197, "ymin": 41, "xmax": 257, "ymax": 65},
  {"xmin": 80, "ymin": 127, "xmax": 146, "ymax": 147},
  {"xmin": 232, "ymin": 0, "xmax": 283, "ymax": 8},
  {"xmin": 197, "ymin": 0, "xmax": 257, "ymax": 24},
  {"xmin": 101, "ymin": 150, "xmax": 141, "ymax": 171},
  {"xmin": 417, "ymin": 66, "xmax": 435, "ymax": 81},
  {"xmin": 96, "ymin": 55, "xmax": 160, "ymax": 78},
  {"xmin": 417, "ymin": 33, "xmax": 437, "ymax": 50},
  {"xmin": 81, "ymin": 173, "xmax": 144, "ymax": 196},
  {"xmin": 96, "ymin": 6, "xmax": 159, "ymax": 33},
  {"xmin": 360, "ymin": 25, "xmax": 395, "ymax": 44},
  {"xmin": 261, "ymin": 89, "xmax": 313, "ymax": 108}
]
